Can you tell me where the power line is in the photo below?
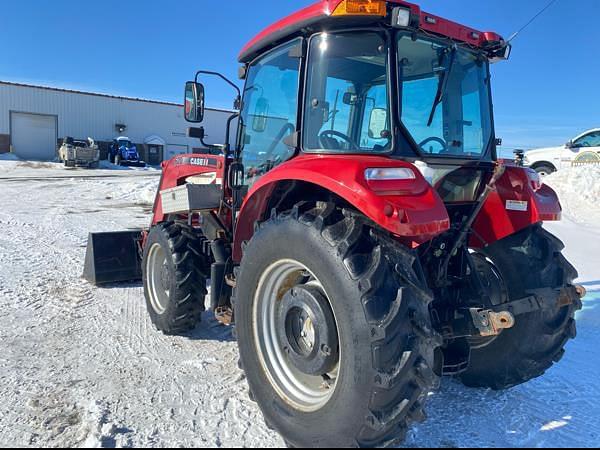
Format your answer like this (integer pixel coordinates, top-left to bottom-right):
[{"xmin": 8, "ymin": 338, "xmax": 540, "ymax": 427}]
[{"xmin": 507, "ymin": 0, "xmax": 561, "ymax": 43}]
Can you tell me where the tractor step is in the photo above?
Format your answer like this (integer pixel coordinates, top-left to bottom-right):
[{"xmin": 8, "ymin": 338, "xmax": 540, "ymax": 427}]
[{"xmin": 83, "ymin": 230, "xmax": 143, "ymax": 285}]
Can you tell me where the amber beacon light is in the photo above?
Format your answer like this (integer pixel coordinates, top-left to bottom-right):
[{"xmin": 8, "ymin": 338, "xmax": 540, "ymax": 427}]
[{"xmin": 332, "ymin": 0, "xmax": 387, "ymax": 16}]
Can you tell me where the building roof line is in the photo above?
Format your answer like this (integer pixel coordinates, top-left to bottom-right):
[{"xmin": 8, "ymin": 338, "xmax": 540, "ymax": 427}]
[{"xmin": 0, "ymin": 80, "xmax": 236, "ymax": 114}]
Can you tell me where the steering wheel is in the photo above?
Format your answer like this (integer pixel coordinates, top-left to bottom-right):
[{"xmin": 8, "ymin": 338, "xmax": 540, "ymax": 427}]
[
  {"xmin": 319, "ymin": 130, "xmax": 359, "ymax": 151},
  {"xmin": 419, "ymin": 136, "xmax": 448, "ymax": 153}
]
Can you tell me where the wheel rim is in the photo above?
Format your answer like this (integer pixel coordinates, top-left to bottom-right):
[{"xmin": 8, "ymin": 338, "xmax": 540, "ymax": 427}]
[
  {"xmin": 253, "ymin": 259, "xmax": 340, "ymax": 412},
  {"xmin": 147, "ymin": 243, "xmax": 171, "ymax": 315}
]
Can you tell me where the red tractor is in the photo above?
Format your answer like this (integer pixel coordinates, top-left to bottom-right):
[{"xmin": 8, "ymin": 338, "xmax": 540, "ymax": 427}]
[{"xmin": 85, "ymin": 0, "xmax": 584, "ymax": 447}]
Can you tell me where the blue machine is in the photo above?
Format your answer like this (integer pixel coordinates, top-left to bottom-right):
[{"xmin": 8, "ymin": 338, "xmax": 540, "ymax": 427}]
[{"xmin": 109, "ymin": 137, "xmax": 146, "ymax": 167}]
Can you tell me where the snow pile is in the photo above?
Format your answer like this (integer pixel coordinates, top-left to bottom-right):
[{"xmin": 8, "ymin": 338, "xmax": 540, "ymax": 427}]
[
  {"xmin": 544, "ymin": 165, "xmax": 600, "ymax": 225},
  {"xmin": 98, "ymin": 160, "xmax": 160, "ymax": 172},
  {"xmin": 108, "ymin": 178, "xmax": 159, "ymax": 205},
  {"xmin": 0, "ymin": 153, "xmax": 22, "ymax": 173}
]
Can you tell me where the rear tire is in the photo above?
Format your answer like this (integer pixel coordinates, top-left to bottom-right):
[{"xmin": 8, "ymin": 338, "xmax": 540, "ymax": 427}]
[
  {"xmin": 460, "ymin": 225, "xmax": 582, "ymax": 390},
  {"xmin": 235, "ymin": 203, "xmax": 441, "ymax": 448},
  {"xmin": 143, "ymin": 222, "xmax": 209, "ymax": 335}
]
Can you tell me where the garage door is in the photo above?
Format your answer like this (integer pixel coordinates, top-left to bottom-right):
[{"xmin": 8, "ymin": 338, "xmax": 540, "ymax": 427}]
[{"xmin": 11, "ymin": 112, "xmax": 57, "ymax": 160}]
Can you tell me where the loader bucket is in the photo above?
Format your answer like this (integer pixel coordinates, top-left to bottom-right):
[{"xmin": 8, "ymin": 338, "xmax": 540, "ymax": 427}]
[{"xmin": 83, "ymin": 230, "xmax": 143, "ymax": 285}]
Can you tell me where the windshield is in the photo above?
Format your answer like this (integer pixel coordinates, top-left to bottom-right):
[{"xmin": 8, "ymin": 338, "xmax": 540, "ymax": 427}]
[
  {"xmin": 398, "ymin": 34, "xmax": 493, "ymax": 158},
  {"xmin": 303, "ymin": 32, "xmax": 392, "ymax": 153},
  {"xmin": 119, "ymin": 140, "xmax": 133, "ymax": 149}
]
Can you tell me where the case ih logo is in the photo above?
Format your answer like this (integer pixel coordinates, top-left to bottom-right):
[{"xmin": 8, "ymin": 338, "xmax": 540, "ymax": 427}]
[{"xmin": 175, "ymin": 156, "xmax": 218, "ymax": 167}]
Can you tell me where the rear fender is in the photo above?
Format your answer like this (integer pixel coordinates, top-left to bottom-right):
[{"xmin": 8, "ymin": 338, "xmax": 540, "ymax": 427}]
[
  {"xmin": 151, "ymin": 154, "xmax": 226, "ymax": 225},
  {"xmin": 232, "ymin": 154, "xmax": 450, "ymax": 261},
  {"xmin": 470, "ymin": 166, "xmax": 562, "ymax": 248}
]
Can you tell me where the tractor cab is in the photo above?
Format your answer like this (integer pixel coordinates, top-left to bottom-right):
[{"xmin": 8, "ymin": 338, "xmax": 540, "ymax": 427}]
[{"xmin": 185, "ymin": 0, "xmax": 511, "ymax": 210}]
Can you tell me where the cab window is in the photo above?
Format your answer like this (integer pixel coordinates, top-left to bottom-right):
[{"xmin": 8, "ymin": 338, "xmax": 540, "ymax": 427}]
[
  {"xmin": 239, "ymin": 40, "xmax": 301, "ymax": 187},
  {"xmin": 303, "ymin": 32, "xmax": 391, "ymax": 153},
  {"xmin": 398, "ymin": 34, "xmax": 493, "ymax": 158},
  {"xmin": 574, "ymin": 131, "xmax": 600, "ymax": 148}
]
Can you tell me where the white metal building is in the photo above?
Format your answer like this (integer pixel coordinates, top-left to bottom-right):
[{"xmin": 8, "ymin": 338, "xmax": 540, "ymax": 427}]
[{"xmin": 0, "ymin": 81, "xmax": 235, "ymax": 164}]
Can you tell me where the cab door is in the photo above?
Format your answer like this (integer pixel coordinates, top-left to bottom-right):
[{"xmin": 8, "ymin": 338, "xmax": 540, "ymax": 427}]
[{"xmin": 238, "ymin": 39, "xmax": 302, "ymax": 187}]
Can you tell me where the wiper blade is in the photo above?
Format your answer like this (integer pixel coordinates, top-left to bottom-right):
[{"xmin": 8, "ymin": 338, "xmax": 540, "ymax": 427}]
[{"xmin": 427, "ymin": 46, "xmax": 457, "ymax": 127}]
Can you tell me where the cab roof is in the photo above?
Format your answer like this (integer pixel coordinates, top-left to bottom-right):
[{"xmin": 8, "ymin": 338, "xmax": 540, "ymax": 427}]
[{"xmin": 239, "ymin": 0, "xmax": 503, "ymax": 63}]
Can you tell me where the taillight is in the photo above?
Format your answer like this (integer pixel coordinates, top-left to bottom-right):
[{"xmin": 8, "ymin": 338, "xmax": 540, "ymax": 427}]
[
  {"xmin": 364, "ymin": 167, "xmax": 418, "ymax": 195},
  {"xmin": 365, "ymin": 168, "xmax": 416, "ymax": 181}
]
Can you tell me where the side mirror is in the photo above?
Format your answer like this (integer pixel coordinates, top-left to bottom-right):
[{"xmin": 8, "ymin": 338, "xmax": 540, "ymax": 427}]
[
  {"xmin": 184, "ymin": 81, "xmax": 205, "ymax": 123},
  {"xmin": 368, "ymin": 108, "xmax": 389, "ymax": 139},
  {"xmin": 566, "ymin": 140, "xmax": 576, "ymax": 149},
  {"xmin": 343, "ymin": 92, "xmax": 359, "ymax": 106},
  {"xmin": 228, "ymin": 161, "xmax": 245, "ymax": 190},
  {"xmin": 252, "ymin": 97, "xmax": 269, "ymax": 133}
]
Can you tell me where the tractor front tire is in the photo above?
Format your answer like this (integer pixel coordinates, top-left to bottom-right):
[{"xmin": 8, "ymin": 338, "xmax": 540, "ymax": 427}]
[
  {"xmin": 235, "ymin": 203, "xmax": 441, "ymax": 448},
  {"xmin": 460, "ymin": 225, "xmax": 582, "ymax": 390},
  {"xmin": 143, "ymin": 222, "xmax": 209, "ymax": 335}
]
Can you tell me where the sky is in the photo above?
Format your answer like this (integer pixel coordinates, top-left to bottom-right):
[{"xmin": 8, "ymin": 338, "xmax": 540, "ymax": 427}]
[{"xmin": 1, "ymin": 0, "xmax": 597, "ymax": 152}]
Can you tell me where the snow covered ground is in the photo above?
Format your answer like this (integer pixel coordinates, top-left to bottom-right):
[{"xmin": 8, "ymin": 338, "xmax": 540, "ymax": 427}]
[
  {"xmin": 0, "ymin": 160, "xmax": 598, "ymax": 448},
  {"xmin": 545, "ymin": 165, "xmax": 600, "ymax": 226},
  {"xmin": 0, "ymin": 153, "xmax": 160, "ymax": 178}
]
